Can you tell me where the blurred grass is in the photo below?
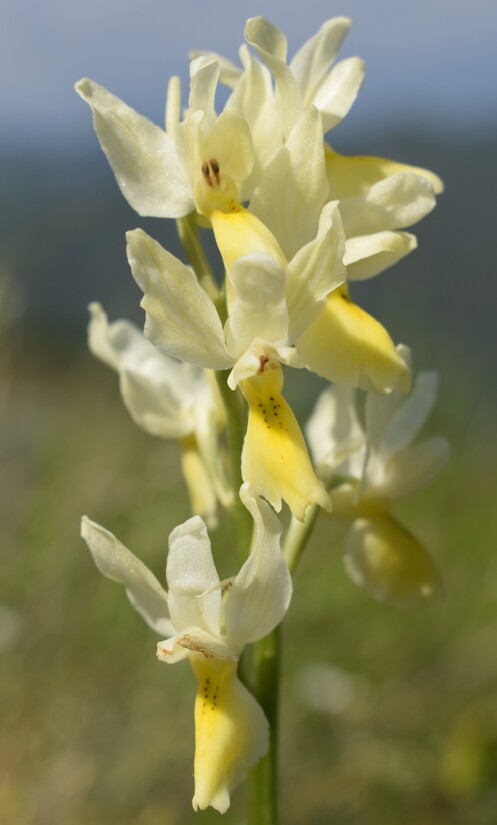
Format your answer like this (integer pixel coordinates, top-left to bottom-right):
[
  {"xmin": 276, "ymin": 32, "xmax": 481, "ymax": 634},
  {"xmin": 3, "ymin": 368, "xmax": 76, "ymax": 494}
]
[{"xmin": 1, "ymin": 343, "xmax": 496, "ymax": 825}]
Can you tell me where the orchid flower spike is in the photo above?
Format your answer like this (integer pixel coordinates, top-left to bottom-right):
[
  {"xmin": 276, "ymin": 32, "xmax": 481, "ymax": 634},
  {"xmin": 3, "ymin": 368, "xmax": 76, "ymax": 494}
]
[
  {"xmin": 81, "ymin": 484, "xmax": 292, "ymax": 814},
  {"xmin": 126, "ymin": 207, "xmax": 337, "ymax": 521}
]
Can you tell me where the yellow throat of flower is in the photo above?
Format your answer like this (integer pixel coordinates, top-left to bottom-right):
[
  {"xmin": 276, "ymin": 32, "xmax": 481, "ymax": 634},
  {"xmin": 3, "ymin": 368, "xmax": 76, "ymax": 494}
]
[
  {"xmin": 195, "ymin": 157, "xmax": 287, "ymax": 277},
  {"xmin": 191, "ymin": 655, "xmax": 268, "ymax": 814}
]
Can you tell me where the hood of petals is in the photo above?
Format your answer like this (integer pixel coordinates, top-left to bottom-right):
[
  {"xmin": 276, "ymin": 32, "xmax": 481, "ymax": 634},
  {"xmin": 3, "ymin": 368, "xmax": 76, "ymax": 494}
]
[
  {"xmin": 166, "ymin": 516, "xmax": 222, "ymax": 638},
  {"xmin": 224, "ymin": 253, "xmax": 289, "ymax": 359}
]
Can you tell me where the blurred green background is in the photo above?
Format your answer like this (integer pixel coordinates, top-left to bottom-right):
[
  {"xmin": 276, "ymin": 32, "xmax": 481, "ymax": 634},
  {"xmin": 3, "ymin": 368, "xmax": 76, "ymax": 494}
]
[{"xmin": 1, "ymin": 1, "xmax": 497, "ymax": 823}]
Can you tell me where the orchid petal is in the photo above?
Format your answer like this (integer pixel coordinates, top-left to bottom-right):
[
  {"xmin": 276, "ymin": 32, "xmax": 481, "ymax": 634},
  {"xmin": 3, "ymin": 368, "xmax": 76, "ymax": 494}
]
[
  {"xmin": 290, "ymin": 17, "xmax": 352, "ymax": 104},
  {"xmin": 339, "ymin": 173, "xmax": 436, "ymax": 237},
  {"xmin": 75, "ymin": 79, "xmax": 192, "ymax": 218},
  {"xmin": 362, "ymin": 345, "xmax": 412, "ymax": 456},
  {"xmin": 325, "ymin": 145, "xmax": 444, "ymax": 199},
  {"xmin": 166, "ymin": 516, "xmax": 221, "ymax": 638},
  {"xmin": 224, "ymin": 254, "xmax": 289, "ymax": 359},
  {"xmin": 306, "ymin": 385, "xmax": 365, "ymax": 476},
  {"xmin": 165, "ymin": 75, "xmax": 181, "ymax": 136},
  {"xmin": 188, "ymin": 56, "xmax": 220, "ymax": 127},
  {"xmin": 250, "ymin": 107, "xmax": 328, "ymax": 259},
  {"xmin": 380, "ymin": 371, "xmax": 440, "ymax": 458},
  {"xmin": 344, "ymin": 231, "xmax": 417, "ymax": 281},
  {"xmin": 200, "ymin": 110, "xmax": 255, "ymax": 189},
  {"xmin": 380, "ymin": 436, "xmax": 450, "ymax": 498},
  {"xmin": 224, "ymin": 485, "xmax": 292, "ymax": 647},
  {"xmin": 80, "ymin": 517, "xmax": 173, "ymax": 636},
  {"xmin": 126, "ymin": 229, "xmax": 231, "ymax": 370},
  {"xmin": 226, "ymin": 45, "xmax": 281, "ymax": 175},
  {"xmin": 344, "ymin": 517, "xmax": 443, "ymax": 607},
  {"xmin": 189, "ymin": 50, "xmax": 242, "ymax": 88},
  {"xmin": 210, "ymin": 205, "xmax": 287, "ymax": 275},
  {"xmin": 287, "ymin": 200, "xmax": 345, "ymax": 340},
  {"xmin": 88, "ymin": 303, "xmax": 200, "ymax": 439},
  {"xmin": 314, "ymin": 57, "xmax": 365, "ymax": 133},
  {"xmin": 245, "ymin": 16, "xmax": 303, "ymax": 136}
]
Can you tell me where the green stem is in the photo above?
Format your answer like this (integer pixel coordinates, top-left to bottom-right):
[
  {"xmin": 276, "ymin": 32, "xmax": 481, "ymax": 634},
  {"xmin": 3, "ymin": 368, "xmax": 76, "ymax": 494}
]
[
  {"xmin": 246, "ymin": 503, "xmax": 323, "ymax": 824},
  {"xmin": 215, "ymin": 370, "xmax": 253, "ymax": 558},
  {"xmin": 176, "ymin": 212, "xmax": 220, "ymax": 303},
  {"xmin": 247, "ymin": 625, "xmax": 281, "ymax": 825},
  {"xmin": 283, "ymin": 504, "xmax": 320, "ymax": 575}
]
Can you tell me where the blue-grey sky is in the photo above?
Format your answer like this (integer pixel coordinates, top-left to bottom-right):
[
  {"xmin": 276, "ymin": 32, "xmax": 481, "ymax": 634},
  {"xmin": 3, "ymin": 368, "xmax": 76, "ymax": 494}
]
[{"xmin": 2, "ymin": 0, "xmax": 496, "ymax": 148}]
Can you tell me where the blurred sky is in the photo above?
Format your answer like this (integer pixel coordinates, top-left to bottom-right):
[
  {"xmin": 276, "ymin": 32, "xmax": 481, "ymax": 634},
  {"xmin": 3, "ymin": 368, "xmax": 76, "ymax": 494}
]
[{"xmin": 2, "ymin": 0, "xmax": 497, "ymax": 149}]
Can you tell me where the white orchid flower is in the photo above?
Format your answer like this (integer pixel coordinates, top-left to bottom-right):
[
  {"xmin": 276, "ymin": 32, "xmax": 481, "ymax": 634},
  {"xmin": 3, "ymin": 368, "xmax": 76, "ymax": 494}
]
[
  {"xmin": 81, "ymin": 484, "xmax": 292, "ymax": 814},
  {"xmin": 306, "ymin": 349, "xmax": 449, "ymax": 605},
  {"xmin": 204, "ymin": 16, "xmax": 442, "ymax": 281},
  {"xmin": 75, "ymin": 53, "xmax": 272, "ymax": 221},
  {"xmin": 87, "ymin": 302, "xmax": 231, "ymax": 526}
]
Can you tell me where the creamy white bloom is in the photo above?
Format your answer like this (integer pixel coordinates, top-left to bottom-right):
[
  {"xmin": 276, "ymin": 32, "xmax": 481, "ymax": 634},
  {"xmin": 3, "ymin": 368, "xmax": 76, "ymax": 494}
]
[
  {"xmin": 76, "ymin": 52, "xmax": 280, "ymax": 221},
  {"xmin": 81, "ymin": 484, "xmax": 292, "ymax": 814},
  {"xmin": 203, "ymin": 16, "xmax": 364, "ymax": 139},
  {"xmin": 306, "ymin": 352, "xmax": 449, "ymax": 605},
  {"xmin": 88, "ymin": 302, "xmax": 231, "ymax": 525},
  {"xmin": 76, "ymin": 58, "xmax": 256, "ymax": 218},
  {"xmin": 244, "ymin": 16, "xmax": 364, "ymax": 137},
  {"xmin": 205, "ymin": 17, "xmax": 442, "ymax": 280}
]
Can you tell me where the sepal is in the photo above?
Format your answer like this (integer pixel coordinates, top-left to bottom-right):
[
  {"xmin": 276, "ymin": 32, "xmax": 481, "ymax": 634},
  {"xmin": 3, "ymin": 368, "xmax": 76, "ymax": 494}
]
[
  {"xmin": 80, "ymin": 517, "xmax": 173, "ymax": 636},
  {"xmin": 75, "ymin": 79, "xmax": 192, "ymax": 217}
]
